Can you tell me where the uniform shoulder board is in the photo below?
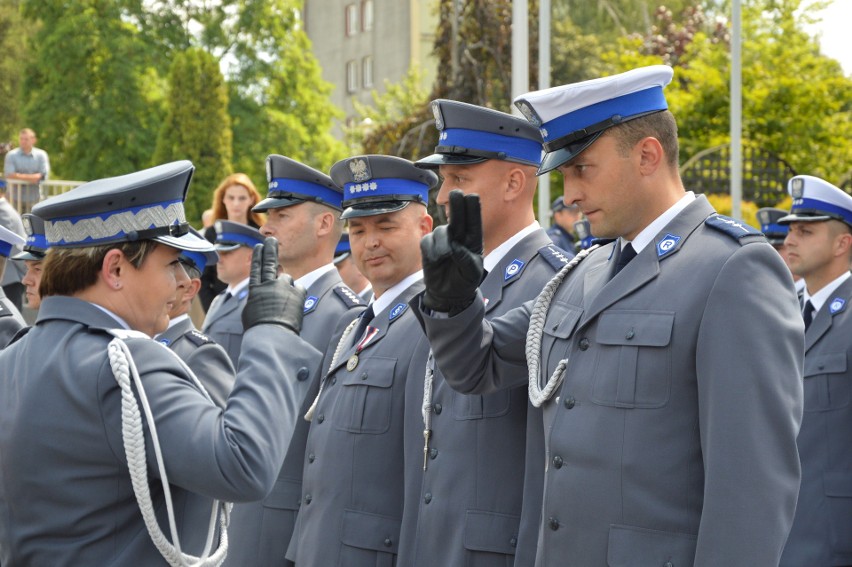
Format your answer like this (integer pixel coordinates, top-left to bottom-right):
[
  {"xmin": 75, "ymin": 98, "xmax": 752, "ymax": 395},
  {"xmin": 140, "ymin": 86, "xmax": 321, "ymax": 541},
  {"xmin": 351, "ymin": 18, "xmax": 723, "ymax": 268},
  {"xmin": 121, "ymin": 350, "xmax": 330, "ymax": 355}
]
[
  {"xmin": 6, "ymin": 325, "xmax": 31, "ymax": 345},
  {"xmin": 705, "ymin": 214, "xmax": 765, "ymax": 243},
  {"xmin": 537, "ymin": 244, "xmax": 573, "ymax": 271},
  {"xmin": 185, "ymin": 329, "xmax": 215, "ymax": 347},
  {"xmin": 333, "ymin": 285, "xmax": 363, "ymax": 308},
  {"xmin": 105, "ymin": 328, "xmax": 151, "ymax": 340}
]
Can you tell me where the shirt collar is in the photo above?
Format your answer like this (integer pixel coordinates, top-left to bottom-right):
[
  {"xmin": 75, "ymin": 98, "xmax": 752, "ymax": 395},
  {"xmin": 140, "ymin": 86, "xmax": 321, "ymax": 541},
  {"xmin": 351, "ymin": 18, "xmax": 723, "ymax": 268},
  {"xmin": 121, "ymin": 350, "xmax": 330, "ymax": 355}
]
[
  {"xmin": 295, "ymin": 263, "xmax": 336, "ymax": 290},
  {"xmin": 622, "ymin": 192, "xmax": 695, "ymax": 254},
  {"xmin": 483, "ymin": 221, "xmax": 541, "ymax": 273},
  {"xmin": 90, "ymin": 303, "xmax": 130, "ymax": 330},
  {"xmin": 803, "ymin": 271, "xmax": 851, "ymax": 312},
  {"xmin": 226, "ymin": 277, "xmax": 250, "ymax": 296},
  {"xmin": 371, "ymin": 270, "xmax": 423, "ymax": 315},
  {"xmin": 164, "ymin": 313, "xmax": 189, "ymax": 331}
]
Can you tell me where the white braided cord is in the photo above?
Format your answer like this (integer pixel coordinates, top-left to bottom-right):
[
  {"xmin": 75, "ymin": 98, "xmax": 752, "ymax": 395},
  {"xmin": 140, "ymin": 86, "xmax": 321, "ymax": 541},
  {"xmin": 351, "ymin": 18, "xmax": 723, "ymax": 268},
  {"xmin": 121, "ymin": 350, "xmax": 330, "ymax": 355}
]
[
  {"xmin": 526, "ymin": 245, "xmax": 599, "ymax": 407},
  {"xmin": 304, "ymin": 317, "xmax": 359, "ymax": 421},
  {"xmin": 108, "ymin": 338, "xmax": 230, "ymax": 567},
  {"xmin": 421, "ymin": 351, "xmax": 435, "ymax": 429}
]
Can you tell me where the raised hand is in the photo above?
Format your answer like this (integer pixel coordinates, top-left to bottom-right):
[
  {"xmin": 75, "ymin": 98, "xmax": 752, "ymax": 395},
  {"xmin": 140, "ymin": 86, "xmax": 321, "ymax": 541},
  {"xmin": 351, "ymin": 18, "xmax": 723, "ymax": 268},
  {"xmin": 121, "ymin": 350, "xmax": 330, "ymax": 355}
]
[
  {"xmin": 241, "ymin": 237, "xmax": 306, "ymax": 333},
  {"xmin": 420, "ymin": 190, "xmax": 484, "ymax": 315}
]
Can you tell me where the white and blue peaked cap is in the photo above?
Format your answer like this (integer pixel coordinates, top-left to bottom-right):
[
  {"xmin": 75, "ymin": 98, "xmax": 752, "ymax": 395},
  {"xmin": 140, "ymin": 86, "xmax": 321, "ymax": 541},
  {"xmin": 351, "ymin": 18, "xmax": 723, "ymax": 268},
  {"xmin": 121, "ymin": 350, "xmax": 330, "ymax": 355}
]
[
  {"xmin": 779, "ymin": 175, "xmax": 852, "ymax": 228},
  {"xmin": 32, "ymin": 161, "xmax": 209, "ymax": 251},
  {"xmin": 513, "ymin": 65, "xmax": 674, "ymax": 174}
]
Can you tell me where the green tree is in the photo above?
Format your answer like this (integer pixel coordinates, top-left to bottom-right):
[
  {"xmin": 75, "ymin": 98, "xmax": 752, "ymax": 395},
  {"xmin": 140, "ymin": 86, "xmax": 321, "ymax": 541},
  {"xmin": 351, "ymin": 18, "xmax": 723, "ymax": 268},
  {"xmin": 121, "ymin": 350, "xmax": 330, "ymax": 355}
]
[
  {"xmin": 0, "ymin": 1, "xmax": 32, "ymax": 143},
  {"xmin": 20, "ymin": 0, "xmax": 165, "ymax": 180},
  {"xmin": 153, "ymin": 48, "xmax": 232, "ymax": 224}
]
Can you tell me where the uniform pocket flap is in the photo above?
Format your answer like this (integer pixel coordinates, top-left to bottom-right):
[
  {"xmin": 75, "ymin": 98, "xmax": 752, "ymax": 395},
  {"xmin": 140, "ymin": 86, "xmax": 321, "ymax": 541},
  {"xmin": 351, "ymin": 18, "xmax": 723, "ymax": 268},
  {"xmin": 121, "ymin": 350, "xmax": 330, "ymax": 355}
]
[
  {"xmin": 825, "ymin": 471, "xmax": 852, "ymax": 497},
  {"xmin": 262, "ymin": 478, "xmax": 302, "ymax": 510},
  {"xmin": 542, "ymin": 301, "xmax": 583, "ymax": 339},
  {"xmin": 340, "ymin": 357, "xmax": 397, "ymax": 388},
  {"xmin": 804, "ymin": 352, "xmax": 847, "ymax": 378},
  {"xmin": 341, "ymin": 509, "xmax": 401, "ymax": 553},
  {"xmin": 597, "ymin": 311, "xmax": 674, "ymax": 347},
  {"xmin": 463, "ymin": 509, "xmax": 520, "ymax": 555},
  {"xmin": 607, "ymin": 524, "xmax": 696, "ymax": 566}
]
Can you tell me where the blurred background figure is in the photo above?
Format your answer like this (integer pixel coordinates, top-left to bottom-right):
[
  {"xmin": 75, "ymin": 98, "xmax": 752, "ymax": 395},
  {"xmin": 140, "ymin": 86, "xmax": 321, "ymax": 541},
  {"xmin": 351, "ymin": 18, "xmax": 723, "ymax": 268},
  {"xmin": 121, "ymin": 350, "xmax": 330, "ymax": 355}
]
[
  {"xmin": 573, "ymin": 218, "xmax": 595, "ymax": 252},
  {"xmin": 333, "ymin": 232, "xmax": 372, "ymax": 302},
  {"xmin": 546, "ymin": 196, "xmax": 580, "ymax": 257},
  {"xmin": 0, "ymin": 224, "xmax": 26, "ymax": 347},
  {"xmin": 0, "ymin": 178, "xmax": 26, "ymax": 311},
  {"xmin": 199, "ymin": 173, "xmax": 266, "ymax": 311},
  {"xmin": 13, "ymin": 213, "xmax": 48, "ymax": 312},
  {"xmin": 3, "ymin": 128, "xmax": 50, "ymax": 213},
  {"xmin": 757, "ymin": 206, "xmax": 804, "ymax": 294}
]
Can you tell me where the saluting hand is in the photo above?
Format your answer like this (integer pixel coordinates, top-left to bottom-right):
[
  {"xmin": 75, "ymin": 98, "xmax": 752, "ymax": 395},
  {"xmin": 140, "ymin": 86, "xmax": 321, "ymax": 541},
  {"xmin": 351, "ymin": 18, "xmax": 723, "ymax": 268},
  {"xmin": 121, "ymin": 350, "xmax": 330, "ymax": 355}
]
[
  {"xmin": 420, "ymin": 190, "xmax": 484, "ymax": 315},
  {"xmin": 242, "ymin": 236, "xmax": 306, "ymax": 334}
]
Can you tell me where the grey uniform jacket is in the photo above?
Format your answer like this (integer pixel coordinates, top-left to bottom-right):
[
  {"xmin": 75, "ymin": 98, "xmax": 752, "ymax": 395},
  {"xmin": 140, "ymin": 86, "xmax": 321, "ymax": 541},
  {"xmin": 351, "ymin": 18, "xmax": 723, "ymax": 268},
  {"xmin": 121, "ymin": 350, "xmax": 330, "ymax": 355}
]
[
  {"xmin": 0, "ymin": 296, "xmax": 322, "ymax": 566},
  {"xmin": 226, "ymin": 269, "xmax": 364, "ymax": 567},
  {"xmin": 781, "ymin": 275, "xmax": 852, "ymax": 566},
  {"xmin": 399, "ymin": 229, "xmax": 567, "ymax": 567},
  {"xmin": 158, "ymin": 316, "xmax": 236, "ymax": 408},
  {"xmin": 288, "ymin": 280, "xmax": 430, "ymax": 567},
  {"xmin": 0, "ymin": 198, "xmax": 26, "ymax": 287},
  {"xmin": 202, "ymin": 285, "xmax": 248, "ymax": 367},
  {"xmin": 0, "ymin": 288, "xmax": 26, "ymax": 347},
  {"xmin": 421, "ymin": 196, "xmax": 805, "ymax": 566}
]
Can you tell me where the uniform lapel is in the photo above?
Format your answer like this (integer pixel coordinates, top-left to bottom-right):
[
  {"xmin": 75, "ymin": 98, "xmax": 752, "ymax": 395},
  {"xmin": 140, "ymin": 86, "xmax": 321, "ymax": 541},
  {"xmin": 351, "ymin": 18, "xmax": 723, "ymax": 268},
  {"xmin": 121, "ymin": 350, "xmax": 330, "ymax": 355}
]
[
  {"xmin": 481, "ymin": 229, "xmax": 552, "ymax": 314},
  {"xmin": 303, "ymin": 269, "xmax": 343, "ymax": 316},
  {"xmin": 204, "ymin": 289, "xmax": 243, "ymax": 328},
  {"xmin": 805, "ymin": 277, "xmax": 852, "ymax": 353},
  {"xmin": 579, "ymin": 197, "xmax": 713, "ymax": 328}
]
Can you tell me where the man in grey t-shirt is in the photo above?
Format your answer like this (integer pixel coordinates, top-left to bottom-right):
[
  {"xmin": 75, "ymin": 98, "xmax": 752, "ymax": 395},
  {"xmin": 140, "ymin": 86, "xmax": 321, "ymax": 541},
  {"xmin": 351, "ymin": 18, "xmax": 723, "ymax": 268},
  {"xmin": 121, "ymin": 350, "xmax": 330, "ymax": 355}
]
[{"xmin": 4, "ymin": 128, "xmax": 50, "ymax": 211}]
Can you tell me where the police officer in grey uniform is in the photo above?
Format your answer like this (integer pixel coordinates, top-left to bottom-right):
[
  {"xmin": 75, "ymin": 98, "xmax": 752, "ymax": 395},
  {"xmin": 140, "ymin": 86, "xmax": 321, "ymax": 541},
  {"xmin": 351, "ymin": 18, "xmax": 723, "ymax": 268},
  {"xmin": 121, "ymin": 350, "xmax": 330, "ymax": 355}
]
[
  {"xmin": 418, "ymin": 66, "xmax": 804, "ymax": 566},
  {"xmin": 287, "ymin": 155, "xmax": 436, "ymax": 567},
  {"xmin": 202, "ymin": 220, "xmax": 264, "ymax": 367},
  {"xmin": 226, "ymin": 155, "xmax": 364, "ymax": 567},
  {"xmin": 0, "ymin": 224, "xmax": 27, "ymax": 346},
  {"xmin": 0, "ymin": 161, "xmax": 317, "ymax": 565},
  {"xmin": 779, "ymin": 176, "xmax": 852, "ymax": 566},
  {"xmin": 156, "ymin": 231, "xmax": 235, "ymax": 408},
  {"xmin": 399, "ymin": 99, "xmax": 567, "ymax": 567}
]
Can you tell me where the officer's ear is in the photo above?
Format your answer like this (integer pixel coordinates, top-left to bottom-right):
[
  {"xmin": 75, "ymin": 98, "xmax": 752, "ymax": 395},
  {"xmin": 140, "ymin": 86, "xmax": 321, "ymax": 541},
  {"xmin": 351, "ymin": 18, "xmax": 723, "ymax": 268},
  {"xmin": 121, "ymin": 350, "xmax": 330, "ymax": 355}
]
[
  {"xmin": 184, "ymin": 278, "xmax": 203, "ymax": 301},
  {"xmin": 102, "ymin": 248, "xmax": 125, "ymax": 290},
  {"xmin": 637, "ymin": 136, "xmax": 663, "ymax": 176},
  {"xmin": 504, "ymin": 166, "xmax": 526, "ymax": 202}
]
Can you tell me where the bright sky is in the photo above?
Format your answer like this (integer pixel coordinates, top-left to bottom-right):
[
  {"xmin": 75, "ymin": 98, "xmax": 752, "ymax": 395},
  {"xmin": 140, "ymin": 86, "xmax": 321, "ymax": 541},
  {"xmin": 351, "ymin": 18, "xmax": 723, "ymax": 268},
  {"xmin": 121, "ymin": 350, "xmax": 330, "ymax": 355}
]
[{"xmin": 805, "ymin": 0, "xmax": 852, "ymax": 75}]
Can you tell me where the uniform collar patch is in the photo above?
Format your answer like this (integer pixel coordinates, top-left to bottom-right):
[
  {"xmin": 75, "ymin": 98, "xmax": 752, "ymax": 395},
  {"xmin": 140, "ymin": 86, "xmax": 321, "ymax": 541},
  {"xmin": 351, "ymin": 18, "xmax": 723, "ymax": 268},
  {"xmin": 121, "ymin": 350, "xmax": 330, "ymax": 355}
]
[
  {"xmin": 303, "ymin": 295, "xmax": 319, "ymax": 314},
  {"xmin": 504, "ymin": 258, "xmax": 525, "ymax": 281},
  {"xmin": 158, "ymin": 338, "xmax": 171, "ymax": 346},
  {"xmin": 389, "ymin": 302, "xmax": 408, "ymax": 321},
  {"xmin": 237, "ymin": 288, "xmax": 249, "ymax": 300},
  {"xmin": 656, "ymin": 233, "xmax": 681, "ymax": 258},
  {"xmin": 829, "ymin": 297, "xmax": 846, "ymax": 315}
]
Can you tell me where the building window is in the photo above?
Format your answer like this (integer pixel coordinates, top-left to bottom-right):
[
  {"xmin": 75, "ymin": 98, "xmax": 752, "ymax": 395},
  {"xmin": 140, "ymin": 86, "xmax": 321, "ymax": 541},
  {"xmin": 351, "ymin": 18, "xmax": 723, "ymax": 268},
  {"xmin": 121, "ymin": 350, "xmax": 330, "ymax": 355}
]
[
  {"xmin": 346, "ymin": 3, "xmax": 359, "ymax": 36},
  {"xmin": 346, "ymin": 60, "xmax": 358, "ymax": 93},
  {"xmin": 362, "ymin": 0, "xmax": 374, "ymax": 32},
  {"xmin": 362, "ymin": 56, "xmax": 373, "ymax": 88}
]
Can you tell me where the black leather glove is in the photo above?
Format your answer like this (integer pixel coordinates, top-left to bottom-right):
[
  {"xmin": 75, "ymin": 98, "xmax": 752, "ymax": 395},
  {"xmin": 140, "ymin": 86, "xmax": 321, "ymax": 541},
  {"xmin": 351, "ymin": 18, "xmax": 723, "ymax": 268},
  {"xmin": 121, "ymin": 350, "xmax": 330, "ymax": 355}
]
[
  {"xmin": 241, "ymin": 237, "xmax": 306, "ymax": 334},
  {"xmin": 420, "ymin": 190, "xmax": 484, "ymax": 315}
]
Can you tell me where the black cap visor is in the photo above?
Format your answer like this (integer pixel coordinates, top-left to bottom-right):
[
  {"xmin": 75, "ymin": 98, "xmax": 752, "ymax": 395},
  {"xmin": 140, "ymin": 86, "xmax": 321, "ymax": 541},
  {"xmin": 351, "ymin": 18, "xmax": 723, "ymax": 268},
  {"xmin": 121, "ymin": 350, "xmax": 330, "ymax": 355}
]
[
  {"xmin": 253, "ymin": 195, "xmax": 306, "ymax": 213},
  {"xmin": 778, "ymin": 211, "xmax": 846, "ymax": 226},
  {"xmin": 11, "ymin": 249, "xmax": 46, "ymax": 261},
  {"xmin": 538, "ymin": 131, "xmax": 604, "ymax": 175},
  {"xmin": 341, "ymin": 200, "xmax": 415, "ymax": 220}
]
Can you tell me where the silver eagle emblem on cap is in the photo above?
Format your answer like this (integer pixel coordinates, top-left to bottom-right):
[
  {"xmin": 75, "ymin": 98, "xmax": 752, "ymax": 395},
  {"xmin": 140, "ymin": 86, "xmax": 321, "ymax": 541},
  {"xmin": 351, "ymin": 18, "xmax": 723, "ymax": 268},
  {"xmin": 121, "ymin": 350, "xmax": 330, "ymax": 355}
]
[
  {"xmin": 23, "ymin": 216, "xmax": 32, "ymax": 236},
  {"xmin": 791, "ymin": 177, "xmax": 805, "ymax": 199},
  {"xmin": 515, "ymin": 100, "xmax": 541, "ymax": 127},
  {"xmin": 349, "ymin": 158, "xmax": 370, "ymax": 182},
  {"xmin": 431, "ymin": 101, "xmax": 444, "ymax": 130}
]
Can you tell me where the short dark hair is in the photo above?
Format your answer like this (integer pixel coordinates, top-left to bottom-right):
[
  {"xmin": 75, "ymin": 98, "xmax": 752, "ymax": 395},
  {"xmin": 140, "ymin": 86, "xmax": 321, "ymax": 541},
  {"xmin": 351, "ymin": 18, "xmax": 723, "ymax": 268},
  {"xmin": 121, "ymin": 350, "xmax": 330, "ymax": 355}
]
[
  {"xmin": 608, "ymin": 110, "xmax": 679, "ymax": 168},
  {"xmin": 40, "ymin": 241, "xmax": 160, "ymax": 297}
]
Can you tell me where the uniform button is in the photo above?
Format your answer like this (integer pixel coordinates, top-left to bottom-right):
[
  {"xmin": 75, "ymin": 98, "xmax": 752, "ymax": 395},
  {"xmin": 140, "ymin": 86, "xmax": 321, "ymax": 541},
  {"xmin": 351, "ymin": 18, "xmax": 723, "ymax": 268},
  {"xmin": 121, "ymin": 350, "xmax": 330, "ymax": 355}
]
[
  {"xmin": 308, "ymin": 453, "xmax": 315, "ymax": 463},
  {"xmin": 304, "ymin": 494, "xmax": 312, "ymax": 505},
  {"xmin": 564, "ymin": 396, "xmax": 575, "ymax": 409},
  {"xmin": 510, "ymin": 536, "xmax": 517, "ymax": 547},
  {"xmin": 331, "ymin": 377, "xmax": 337, "ymax": 386},
  {"xmin": 548, "ymin": 517, "xmax": 560, "ymax": 531},
  {"xmin": 296, "ymin": 366, "xmax": 310, "ymax": 381},
  {"xmin": 578, "ymin": 338, "xmax": 590, "ymax": 350},
  {"xmin": 383, "ymin": 537, "xmax": 393, "ymax": 548},
  {"xmin": 429, "ymin": 448, "xmax": 438, "ymax": 460},
  {"xmin": 360, "ymin": 372, "xmax": 368, "ymax": 380},
  {"xmin": 434, "ymin": 403, "xmax": 442, "ymax": 414},
  {"xmin": 317, "ymin": 414, "xmax": 324, "ymax": 423},
  {"xmin": 424, "ymin": 493, "xmax": 432, "ymax": 504},
  {"xmin": 552, "ymin": 455, "xmax": 563, "ymax": 469}
]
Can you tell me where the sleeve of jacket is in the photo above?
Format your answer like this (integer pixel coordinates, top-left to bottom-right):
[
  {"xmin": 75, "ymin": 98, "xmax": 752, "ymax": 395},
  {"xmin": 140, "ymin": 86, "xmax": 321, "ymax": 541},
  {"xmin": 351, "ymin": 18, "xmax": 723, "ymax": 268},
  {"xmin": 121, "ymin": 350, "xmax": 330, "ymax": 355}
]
[
  {"xmin": 100, "ymin": 323, "xmax": 324, "ymax": 503},
  {"xmin": 693, "ymin": 242, "xmax": 804, "ymax": 565},
  {"xmin": 183, "ymin": 342, "xmax": 236, "ymax": 409},
  {"xmin": 420, "ymin": 291, "xmax": 532, "ymax": 395}
]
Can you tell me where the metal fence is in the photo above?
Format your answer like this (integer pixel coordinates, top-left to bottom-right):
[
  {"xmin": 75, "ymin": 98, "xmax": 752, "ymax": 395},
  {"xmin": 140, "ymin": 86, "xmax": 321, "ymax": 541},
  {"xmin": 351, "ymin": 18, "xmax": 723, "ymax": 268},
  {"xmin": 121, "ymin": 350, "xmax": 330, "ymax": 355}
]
[{"xmin": 3, "ymin": 179, "xmax": 84, "ymax": 215}]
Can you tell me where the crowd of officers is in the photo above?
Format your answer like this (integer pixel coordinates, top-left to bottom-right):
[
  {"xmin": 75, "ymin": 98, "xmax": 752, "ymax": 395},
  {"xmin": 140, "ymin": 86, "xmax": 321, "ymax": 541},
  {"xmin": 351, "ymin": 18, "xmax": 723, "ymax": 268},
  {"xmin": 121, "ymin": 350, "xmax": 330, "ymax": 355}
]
[{"xmin": 0, "ymin": 64, "xmax": 849, "ymax": 567}]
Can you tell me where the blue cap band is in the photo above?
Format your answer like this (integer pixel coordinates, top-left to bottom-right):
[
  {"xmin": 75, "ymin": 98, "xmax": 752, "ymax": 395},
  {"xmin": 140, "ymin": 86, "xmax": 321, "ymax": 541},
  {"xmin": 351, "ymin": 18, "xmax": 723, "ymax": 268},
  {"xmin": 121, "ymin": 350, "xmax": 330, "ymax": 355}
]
[
  {"xmin": 26, "ymin": 233, "xmax": 48, "ymax": 251},
  {"xmin": 793, "ymin": 197, "xmax": 852, "ymax": 225},
  {"xmin": 541, "ymin": 87, "xmax": 668, "ymax": 143},
  {"xmin": 439, "ymin": 128, "xmax": 542, "ymax": 165},
  {"xmin": 181, "ymin": 250, "xmax": 208, "ymax": 271},
  {"xmin": 343, "ymin": 178, "xmax": 429, "ymax": 203},
  {"xmin": 269, "ymin": 178, "xmax": 342, "ymax": 208},
  {"xmin": 0, "ymin": 242, "xmax": 12, "ymax": 257},
  {"xmin": 761, "ymin": 222, "xmax": 788, "ymax": 235},
  {"xmin": 217, "ymin": 231, "xmax": 263, "ymax": 247}
]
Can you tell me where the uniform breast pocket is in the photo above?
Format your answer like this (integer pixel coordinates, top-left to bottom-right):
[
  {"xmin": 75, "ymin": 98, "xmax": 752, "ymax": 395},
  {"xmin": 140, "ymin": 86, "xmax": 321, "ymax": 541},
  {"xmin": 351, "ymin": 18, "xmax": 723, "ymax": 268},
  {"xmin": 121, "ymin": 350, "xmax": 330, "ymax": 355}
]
[
  {"xmin": 591, "ymin": 311, "xmax": 674, "ymax": 409},
  {"xmin": 540, "ymin": 301, "xmax": 583, "ymax": 369},
  {"xmin": 334, "ymin": 357, "xmax": 397, "ymax": 434},
  {"xmin": 803, "ymin": 352, "xmax": 849, "ymax": 412}
]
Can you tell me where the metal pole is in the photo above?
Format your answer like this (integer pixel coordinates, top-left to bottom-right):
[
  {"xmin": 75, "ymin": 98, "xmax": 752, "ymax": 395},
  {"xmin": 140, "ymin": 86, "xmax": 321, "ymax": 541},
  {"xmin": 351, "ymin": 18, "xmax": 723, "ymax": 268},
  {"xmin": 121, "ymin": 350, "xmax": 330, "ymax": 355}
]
[
  {"xmin": 538, "ymin": 0, "xmax": 551, "ymax": 226},
  {"xmin": 730, "ymin": 0, "xmax": 742, "ymax": 218},
  {"xmin": 511, "ymin": 0, "xmax": 529, "ymax": 117}
]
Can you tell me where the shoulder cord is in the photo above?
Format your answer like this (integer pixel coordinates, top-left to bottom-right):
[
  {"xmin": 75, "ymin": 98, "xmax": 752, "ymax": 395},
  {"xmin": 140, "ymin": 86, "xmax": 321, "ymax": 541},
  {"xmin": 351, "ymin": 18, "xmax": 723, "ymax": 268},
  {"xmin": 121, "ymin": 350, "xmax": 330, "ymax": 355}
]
[
  {"xmin": 304, "ymin": 317, "xmax": 359, "ymax": 422},
  {"xmin": 108, "ymin": 338, "xmax": 230, "ymax": 567},
  {"xmin": 421, "ymin": 350, "xmax": 436, "ymax": 469},
  {"xmin": 526, "ymin": 245, "xmax": 599, "ymax": 408}
]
